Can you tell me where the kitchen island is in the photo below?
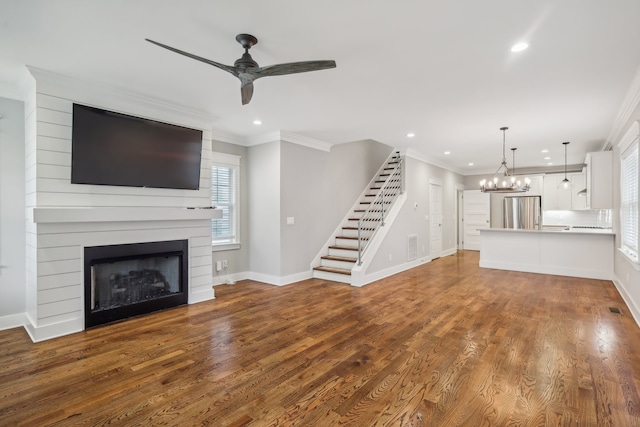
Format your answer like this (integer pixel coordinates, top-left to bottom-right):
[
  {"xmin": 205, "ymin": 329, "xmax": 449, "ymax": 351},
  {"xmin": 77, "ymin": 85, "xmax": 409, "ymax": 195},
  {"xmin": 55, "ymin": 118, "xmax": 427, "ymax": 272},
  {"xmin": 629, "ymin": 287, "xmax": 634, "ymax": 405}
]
[{"xmin": 479, "ymin": 228, "xmax": 614, "ymax": 280}]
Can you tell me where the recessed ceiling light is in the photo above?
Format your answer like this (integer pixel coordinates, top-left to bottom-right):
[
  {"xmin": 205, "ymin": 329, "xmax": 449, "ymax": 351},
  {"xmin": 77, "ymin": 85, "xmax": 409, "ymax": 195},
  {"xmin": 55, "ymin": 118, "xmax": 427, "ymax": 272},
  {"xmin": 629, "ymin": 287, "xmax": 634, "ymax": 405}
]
[
  {"xmin": 544, "ymin": 156, "xmax": 551, "ymax": 160},
  {"xmin": 468, "ymin": 162, "xmax": 474, "ymax": 166},
  {"xmin": 444, "ymin": 151, "xmax": 451, "ymax": 155},
  {"xmin": 547, "ymin": 162, "xmax": 554, "ymax": 166},
  {"xmin": 406, "ymin": 132, "xmax": 415, "ymax": 138},
  {"xmin": 541, "ymin": 149, "xmax": 549, "ymax": 153},
  {"xmin": 253, "ymin": 119, "xmax": 262, "ymax": 125},
  {"xmin": 511, "ymin": 42, "xmax": 529, "ymax": 52}
]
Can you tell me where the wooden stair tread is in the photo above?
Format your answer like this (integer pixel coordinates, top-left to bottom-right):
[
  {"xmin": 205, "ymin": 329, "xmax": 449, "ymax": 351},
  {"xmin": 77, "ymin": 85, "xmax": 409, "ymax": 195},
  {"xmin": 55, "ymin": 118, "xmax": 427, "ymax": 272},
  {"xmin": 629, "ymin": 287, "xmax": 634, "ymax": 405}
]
[
  {"xmin": 336, "ymin": 236, "xmax": 367, "ymax": 241},
  {"xmin": 329, "ymin": 245, "xmax": 359, "ymax": 251},
  {"xmin": 321, "ymin": 255, "xmax": 357, "ymax": 263},
  {"xmin": 313, "ymin": 266, "xmax": 352, "ymax": 276}
]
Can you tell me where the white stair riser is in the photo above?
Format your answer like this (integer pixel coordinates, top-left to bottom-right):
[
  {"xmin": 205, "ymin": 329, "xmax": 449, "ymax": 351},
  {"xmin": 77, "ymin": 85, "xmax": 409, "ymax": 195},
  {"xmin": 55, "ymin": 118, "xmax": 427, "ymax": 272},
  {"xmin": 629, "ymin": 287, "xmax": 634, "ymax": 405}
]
[
  {"xmin": 313, "ymin": 270, "xmax": 352, "ymax": 284},
  {"xmin": 321, "ymin": 258, "xmax": 356, "ymax": 270},
  {"xmin": 335, "ymin": 237, "xmax": 359, "ymax": 247},
  {"xmin": 347, "ymin": 219, "xmax": 382, "ymax": 228},
  {"xmin": 341, "ymin": 229, "xmax": 359, "ymax": 238},
  {"xmin": 328, "ymin": 247, "xmax": 359, "ymax": 258}
]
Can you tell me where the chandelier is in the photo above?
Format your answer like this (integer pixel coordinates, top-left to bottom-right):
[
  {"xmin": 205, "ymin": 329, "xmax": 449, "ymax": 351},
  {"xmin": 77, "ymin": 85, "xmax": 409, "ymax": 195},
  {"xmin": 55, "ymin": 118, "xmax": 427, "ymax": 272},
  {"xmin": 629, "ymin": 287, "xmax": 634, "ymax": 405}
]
[{"xmin": 480, "ymin": 127, "xmax": 530, "ymax": 193}]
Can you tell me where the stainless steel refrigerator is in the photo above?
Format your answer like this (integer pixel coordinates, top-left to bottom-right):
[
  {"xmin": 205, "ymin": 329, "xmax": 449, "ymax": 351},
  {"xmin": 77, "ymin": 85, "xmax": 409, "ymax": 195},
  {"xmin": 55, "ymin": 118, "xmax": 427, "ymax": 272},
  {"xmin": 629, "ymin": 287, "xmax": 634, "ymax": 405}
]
[{"xmin": 503, "ymin": 195, "xmax": 542, "ymax": 230}]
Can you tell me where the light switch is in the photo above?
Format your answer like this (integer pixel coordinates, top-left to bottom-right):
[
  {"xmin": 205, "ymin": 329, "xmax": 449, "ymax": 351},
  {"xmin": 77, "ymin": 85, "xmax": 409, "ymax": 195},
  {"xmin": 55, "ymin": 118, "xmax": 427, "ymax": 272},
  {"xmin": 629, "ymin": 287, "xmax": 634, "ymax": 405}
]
[{"xmin": 286, "ymin": 217, "xmax": 295, "ymax": 225}]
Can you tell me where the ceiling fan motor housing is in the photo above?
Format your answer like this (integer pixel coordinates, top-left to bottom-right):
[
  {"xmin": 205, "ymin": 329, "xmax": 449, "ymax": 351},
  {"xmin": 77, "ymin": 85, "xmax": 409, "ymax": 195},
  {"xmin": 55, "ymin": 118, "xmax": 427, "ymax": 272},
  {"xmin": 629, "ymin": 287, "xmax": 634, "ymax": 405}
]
[{"xmin": 234, "ymin": 52, "xmax": 259, "ymax": 69}]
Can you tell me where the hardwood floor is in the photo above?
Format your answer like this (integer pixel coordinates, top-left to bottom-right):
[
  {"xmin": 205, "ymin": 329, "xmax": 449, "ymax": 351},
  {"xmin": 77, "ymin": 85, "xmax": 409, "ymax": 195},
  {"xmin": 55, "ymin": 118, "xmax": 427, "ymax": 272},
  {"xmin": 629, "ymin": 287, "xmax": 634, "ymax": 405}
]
[{"xmin": 1, "ymin": 250, "xmax": 640, "ymax": 426}]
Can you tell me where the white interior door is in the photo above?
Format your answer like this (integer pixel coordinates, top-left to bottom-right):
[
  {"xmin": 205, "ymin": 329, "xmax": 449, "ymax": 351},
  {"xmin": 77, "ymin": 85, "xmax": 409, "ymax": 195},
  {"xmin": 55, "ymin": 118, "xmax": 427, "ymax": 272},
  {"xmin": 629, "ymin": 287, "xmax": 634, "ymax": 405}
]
[
  {"xmin": 463, "ymin": 190, "xmax": 490, "ymax": 251},
  {"xmin": 429, "ymin": 182, "xmax": 443, "ymax": 258}
]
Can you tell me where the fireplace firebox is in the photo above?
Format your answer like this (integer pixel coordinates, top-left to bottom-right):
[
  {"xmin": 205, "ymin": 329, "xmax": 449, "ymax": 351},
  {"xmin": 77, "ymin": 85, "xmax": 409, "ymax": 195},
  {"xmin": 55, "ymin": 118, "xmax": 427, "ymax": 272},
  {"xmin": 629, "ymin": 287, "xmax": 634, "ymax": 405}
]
[{"xmin": 84, "ymin": 240, "xmax": 188, "ymax": 328}]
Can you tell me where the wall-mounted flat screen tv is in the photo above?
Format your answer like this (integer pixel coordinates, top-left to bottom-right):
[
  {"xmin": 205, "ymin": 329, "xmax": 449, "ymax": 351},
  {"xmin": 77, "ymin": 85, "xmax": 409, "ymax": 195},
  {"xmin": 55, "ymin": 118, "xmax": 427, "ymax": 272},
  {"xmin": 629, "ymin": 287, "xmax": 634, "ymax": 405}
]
[{"xmin": 71, "ymin": 104, "xmax": 203, "ymax": 190}]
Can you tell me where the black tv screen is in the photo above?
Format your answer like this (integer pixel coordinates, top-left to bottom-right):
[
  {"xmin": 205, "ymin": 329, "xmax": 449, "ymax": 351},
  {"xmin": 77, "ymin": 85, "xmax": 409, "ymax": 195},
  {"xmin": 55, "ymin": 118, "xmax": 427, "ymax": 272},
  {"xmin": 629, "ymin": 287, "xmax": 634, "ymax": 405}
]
[{"xmin": 71, "ymin": 104, "xmax": 203, "ymax": 190}]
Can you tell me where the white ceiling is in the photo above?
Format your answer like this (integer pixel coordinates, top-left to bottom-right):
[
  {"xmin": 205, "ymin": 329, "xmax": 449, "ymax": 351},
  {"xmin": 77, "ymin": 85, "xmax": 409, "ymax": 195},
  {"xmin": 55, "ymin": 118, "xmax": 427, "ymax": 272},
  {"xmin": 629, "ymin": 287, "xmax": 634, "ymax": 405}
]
[{"xmin": 1, "ymin": 0, "xmax": 640, "ymax": 175}]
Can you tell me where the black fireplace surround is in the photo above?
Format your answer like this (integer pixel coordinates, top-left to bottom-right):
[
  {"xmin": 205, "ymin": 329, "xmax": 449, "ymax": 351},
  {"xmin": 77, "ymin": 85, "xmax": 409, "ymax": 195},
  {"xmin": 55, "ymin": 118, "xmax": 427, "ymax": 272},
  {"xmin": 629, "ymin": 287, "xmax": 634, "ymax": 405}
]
[{"xmin": 84, "ymin": 240, "xmax": 188, "ymax": 328}]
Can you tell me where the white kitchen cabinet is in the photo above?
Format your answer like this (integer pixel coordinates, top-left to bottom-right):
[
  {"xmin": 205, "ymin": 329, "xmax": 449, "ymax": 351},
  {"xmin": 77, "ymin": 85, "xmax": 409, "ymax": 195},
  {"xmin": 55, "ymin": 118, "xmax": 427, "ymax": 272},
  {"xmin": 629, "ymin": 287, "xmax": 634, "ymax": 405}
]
[
  {"xmin": 526, "ymin": 175, "xmax": 544, "ymax": 196},
  {"xmin": 570, "ymin": 172, "xmax": 587, "ymax": 210},
  {"xmin": 543, "ymin": 174, "xmax": 572, "ymax": 210},
  {"xmin": 585, "ymin": 151, "xmax": 612, "ymax": 209},
  {"xmin": 543, "ymin": 172, "xmax": 585, "ymax": 210}
]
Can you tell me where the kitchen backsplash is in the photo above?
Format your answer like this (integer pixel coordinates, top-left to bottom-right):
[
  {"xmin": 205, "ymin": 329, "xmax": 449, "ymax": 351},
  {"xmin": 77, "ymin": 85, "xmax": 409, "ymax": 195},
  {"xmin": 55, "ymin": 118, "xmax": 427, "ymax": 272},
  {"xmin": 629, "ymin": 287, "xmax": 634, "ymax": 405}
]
[{"xmin": 543, "ymin": 209, "xmax": 612, "ymax": 228}]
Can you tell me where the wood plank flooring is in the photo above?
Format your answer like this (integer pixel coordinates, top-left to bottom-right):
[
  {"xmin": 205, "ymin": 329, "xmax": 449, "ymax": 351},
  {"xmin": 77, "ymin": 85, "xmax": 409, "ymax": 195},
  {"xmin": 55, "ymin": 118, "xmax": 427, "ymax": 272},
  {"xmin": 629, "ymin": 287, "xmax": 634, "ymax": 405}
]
[{"xmin": 2, "ymin": 250, "xmax": 640, "ymax": 426}]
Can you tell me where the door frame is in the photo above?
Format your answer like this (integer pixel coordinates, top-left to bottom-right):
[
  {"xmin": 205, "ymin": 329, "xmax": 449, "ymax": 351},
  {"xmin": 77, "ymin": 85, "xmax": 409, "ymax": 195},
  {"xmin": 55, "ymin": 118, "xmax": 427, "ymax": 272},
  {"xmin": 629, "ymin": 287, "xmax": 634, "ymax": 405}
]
[{"xmin": 429, "ymin": 178, "xmax": 443, "ymax": 259}]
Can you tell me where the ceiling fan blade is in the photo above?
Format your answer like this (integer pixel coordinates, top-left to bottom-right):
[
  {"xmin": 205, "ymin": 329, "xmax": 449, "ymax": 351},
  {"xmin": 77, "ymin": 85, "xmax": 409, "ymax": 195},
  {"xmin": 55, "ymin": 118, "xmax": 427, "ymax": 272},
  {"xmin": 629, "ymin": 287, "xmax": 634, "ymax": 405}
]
[
  {"xmin": 145, "ymin": 38, "xmax": 237, "ymax": 76},
  {"xmin": 241, "ymin": 82, "xmax": 254, "ymax": 105},
  {"xmin": 253, "ymin": 60, "xmax": 336, "ymax": 79}
]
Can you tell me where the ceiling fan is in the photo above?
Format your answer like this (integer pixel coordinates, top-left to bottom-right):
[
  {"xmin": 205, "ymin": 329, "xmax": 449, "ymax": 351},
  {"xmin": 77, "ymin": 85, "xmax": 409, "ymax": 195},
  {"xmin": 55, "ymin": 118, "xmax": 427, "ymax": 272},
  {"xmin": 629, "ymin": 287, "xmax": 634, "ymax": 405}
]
[{"xmin": 145, "ymin": 34, "xmax": 337, "ymax": 105}]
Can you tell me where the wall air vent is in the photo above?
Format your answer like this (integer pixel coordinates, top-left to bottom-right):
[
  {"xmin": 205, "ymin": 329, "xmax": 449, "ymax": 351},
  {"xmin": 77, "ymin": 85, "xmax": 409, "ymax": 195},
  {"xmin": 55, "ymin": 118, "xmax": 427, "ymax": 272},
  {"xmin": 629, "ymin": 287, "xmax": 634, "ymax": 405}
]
[{"xmin": 407, "ymin": 234, "xmax": 418, "ymax": 261}]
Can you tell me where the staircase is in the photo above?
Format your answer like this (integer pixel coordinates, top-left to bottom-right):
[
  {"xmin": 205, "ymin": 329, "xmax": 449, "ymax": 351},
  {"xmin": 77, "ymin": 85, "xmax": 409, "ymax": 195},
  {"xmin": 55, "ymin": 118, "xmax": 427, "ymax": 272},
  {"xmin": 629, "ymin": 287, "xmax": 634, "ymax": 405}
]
[{"xmin": 313, "ymin": 151, "xmax": 403, "ymax": 284}]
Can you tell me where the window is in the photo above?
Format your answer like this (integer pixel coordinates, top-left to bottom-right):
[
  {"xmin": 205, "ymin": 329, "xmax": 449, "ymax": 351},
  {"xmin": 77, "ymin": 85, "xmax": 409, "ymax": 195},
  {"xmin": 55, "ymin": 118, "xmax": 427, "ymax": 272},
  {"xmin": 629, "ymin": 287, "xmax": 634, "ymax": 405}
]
[
  {"xmin": 211, "ymin": 153, "xmax": 240, "ymax": 250},
  {"xmin": 620, "ymin": 122, "xmax": 639, "ymax": 264}
]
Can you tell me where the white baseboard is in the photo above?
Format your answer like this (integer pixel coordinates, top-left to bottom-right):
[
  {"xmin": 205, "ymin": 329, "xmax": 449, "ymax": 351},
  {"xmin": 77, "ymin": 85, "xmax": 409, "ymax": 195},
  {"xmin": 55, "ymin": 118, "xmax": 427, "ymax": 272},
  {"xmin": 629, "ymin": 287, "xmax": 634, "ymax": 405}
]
[
  {"xmin": 612, "ymin": 275, "xmax": 640, "ymax": 328},
  {"xmin": 247, "ymin": 270, "xmax": 312, "ymax": 286},
  {"xmin": 440, "ymin": 248, "xmax": 457, "ymax": 258},
  {"xmin": 189, "ymin": 286, "xmax": 216, "ymax": 304},
  {"xmin": 352, "ymin": 257, "xmax": 431, "ymax": 287},
  {"xmin": 0, "ymin": 312, "xmax": 27, "ymax": 331},
  {"xmin": 23, "ymin": 314, "xmax": 83, "ymax": 343}
]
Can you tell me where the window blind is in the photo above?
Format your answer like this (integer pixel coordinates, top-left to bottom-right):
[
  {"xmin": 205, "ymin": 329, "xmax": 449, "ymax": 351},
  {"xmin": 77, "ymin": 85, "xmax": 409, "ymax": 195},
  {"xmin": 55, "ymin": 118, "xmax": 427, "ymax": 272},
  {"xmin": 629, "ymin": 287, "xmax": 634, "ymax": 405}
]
[
  {"xmin": 621, "ymin": 142, "xmax": 639, "ymax": 259},
  {"xmin": 211, "ymin": 165, "xmax": 237, "ymax": 243}
]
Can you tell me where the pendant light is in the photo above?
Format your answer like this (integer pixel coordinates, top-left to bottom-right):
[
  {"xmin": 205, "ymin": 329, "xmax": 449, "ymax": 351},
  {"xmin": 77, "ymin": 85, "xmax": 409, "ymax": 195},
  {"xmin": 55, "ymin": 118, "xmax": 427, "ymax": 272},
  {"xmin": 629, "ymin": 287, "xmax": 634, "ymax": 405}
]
[
  {"xmin": 558, "ymin": 141, "xmax": 572, "ymax": 190},
  {"xmin": 480, "ymin": 127, "xmax": 530, "ymax": 193}
]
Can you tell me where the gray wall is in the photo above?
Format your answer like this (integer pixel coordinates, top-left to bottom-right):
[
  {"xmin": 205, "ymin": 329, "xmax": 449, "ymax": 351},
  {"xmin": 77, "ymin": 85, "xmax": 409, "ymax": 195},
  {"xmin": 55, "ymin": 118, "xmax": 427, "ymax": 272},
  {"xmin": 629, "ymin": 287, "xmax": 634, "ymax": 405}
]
[
  {"xmin": 248, "ymin": 141, "xmax": 282, "ymax": 277},
  {"xmin": 0, "ymin": 97, "xmax": 25, "ymax": 318},
  {"xmin": 210, "ymin": 140, "xmax": 249, "ymax": 280},
  {"xmin": 366, "ymin": 155, "xmax": 464, "ymax": 274}
]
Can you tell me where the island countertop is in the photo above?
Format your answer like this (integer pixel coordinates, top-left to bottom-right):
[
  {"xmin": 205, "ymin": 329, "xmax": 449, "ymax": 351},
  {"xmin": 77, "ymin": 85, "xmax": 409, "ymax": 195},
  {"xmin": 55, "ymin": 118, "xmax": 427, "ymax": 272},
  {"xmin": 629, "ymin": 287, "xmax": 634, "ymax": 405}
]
[
  {"xmin": 480, "ymin": 227, "xmax": 614, "ymax": 235},
  {"xmin": 479, "ymin": 227, "xmax": 614, "ymax": 280}
]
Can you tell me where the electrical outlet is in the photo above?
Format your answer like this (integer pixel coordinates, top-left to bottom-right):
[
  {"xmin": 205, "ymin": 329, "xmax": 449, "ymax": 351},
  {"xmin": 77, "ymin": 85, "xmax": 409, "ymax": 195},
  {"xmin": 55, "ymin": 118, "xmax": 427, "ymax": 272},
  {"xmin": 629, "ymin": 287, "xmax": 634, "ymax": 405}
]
[
  {"xmin": 222, "ymin": 260, "xmax": 228, "ymax": 269},
  {"xmin": 215, "ymin": 261, "xmax": 222, "ymax": 271},
  {"xmin": 388, "ymin": 254, "xmax": 392, "ymax": 261}
]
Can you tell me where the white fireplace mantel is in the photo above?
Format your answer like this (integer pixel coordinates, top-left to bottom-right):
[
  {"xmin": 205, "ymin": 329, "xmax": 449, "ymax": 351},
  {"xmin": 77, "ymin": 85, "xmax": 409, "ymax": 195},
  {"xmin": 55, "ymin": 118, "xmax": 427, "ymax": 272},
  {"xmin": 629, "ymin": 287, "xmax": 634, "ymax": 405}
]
[{"xmin": 31, "ymin": 206, "xmax": 222, "ymax": 224}]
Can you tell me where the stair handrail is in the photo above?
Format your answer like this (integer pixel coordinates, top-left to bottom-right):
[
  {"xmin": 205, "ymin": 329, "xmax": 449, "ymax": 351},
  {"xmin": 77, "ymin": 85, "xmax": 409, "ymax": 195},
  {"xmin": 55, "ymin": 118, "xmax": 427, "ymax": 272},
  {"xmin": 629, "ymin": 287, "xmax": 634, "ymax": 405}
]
[{"xmin": 357, "ymin": 154, "xmax": 404, "ymax": 265}]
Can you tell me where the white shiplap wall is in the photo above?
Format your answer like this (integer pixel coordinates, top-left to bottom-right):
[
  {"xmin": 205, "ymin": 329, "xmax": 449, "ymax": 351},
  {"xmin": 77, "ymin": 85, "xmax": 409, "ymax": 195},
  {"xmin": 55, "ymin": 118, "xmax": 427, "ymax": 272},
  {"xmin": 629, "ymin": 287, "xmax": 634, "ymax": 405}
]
[{"xmin": 24, "ymin": 67, "xmax": 216, "ymax": 342}]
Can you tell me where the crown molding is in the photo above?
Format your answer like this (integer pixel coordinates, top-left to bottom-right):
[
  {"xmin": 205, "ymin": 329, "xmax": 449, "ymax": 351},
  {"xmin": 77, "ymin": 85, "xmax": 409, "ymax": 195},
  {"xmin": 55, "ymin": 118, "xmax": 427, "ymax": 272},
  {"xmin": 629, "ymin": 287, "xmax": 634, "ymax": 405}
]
[
  {"xmin": 279, "ymin": 130, "xmax": 333, "ymax": 152},
  {"xmin": 618, "ymin": 120, "xmax": 639, "ymax": 153},
  {"xmin": 244, "ymin": 130, "xmax": 333, "ymax": 152},
  {"xmin": 210, "ymin": 129, "xmax": 247, "ymax": 146},
  {"xmin": 405, "ymin": 147, "xmax": 465, "ymax": 175},
  {"xmin": 25, "ymin": 66, "xmax": 216, "ymax": 131},
  {"xmin": 606, "ymin": 64, "xmax": 640, "ymax": 149}
]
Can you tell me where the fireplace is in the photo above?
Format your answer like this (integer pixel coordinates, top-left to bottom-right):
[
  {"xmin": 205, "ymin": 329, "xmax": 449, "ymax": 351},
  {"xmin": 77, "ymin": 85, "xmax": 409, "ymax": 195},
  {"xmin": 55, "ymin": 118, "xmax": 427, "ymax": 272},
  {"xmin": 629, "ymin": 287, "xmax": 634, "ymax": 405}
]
[{"xmin": 83, "ymin": 240, "xmax": 188, "ymax": 328}]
